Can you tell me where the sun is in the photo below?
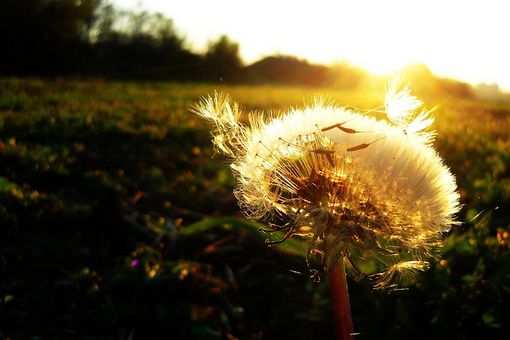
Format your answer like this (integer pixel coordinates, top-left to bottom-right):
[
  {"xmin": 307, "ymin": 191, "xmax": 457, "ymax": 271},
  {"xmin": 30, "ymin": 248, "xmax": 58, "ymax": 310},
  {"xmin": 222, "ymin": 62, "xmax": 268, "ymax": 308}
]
[
  {"xmin": 115, "ymin": 0, "xmax": 510, "ymax": 90},
  {"xmin": 351, "ymin": 53, "xmax": 413, "ymax": 76}
]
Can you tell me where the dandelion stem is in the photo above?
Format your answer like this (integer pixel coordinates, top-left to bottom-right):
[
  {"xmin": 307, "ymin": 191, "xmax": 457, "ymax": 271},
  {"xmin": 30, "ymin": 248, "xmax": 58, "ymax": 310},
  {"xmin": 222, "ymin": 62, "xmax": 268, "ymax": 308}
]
[{"xmin": 328, "ymin": 259, "xmax": 354, "ymax": 340}]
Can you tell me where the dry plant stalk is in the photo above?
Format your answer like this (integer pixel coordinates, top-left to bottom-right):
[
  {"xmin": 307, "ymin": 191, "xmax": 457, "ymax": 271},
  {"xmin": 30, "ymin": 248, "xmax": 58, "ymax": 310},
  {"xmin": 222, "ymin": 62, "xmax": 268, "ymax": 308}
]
[{"xmin": 328, "ymin": 260, "xmax": 354, "ymax": 339}]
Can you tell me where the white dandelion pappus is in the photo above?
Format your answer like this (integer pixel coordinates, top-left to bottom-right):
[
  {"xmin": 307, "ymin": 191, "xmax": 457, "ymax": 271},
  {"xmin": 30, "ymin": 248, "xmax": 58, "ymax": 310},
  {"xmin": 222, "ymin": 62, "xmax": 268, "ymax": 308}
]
[
  {"xmin": 385, "ymin": 78, "xmax": 435, "ymax": 142},
  {"xmin": 193, "ymin": 90, "xmax": 460, "ymax": 288}
]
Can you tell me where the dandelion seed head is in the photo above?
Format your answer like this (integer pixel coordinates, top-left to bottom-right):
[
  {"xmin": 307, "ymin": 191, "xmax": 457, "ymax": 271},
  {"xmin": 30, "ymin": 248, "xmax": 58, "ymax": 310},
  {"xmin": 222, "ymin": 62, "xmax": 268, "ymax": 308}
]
[{"xmin": 193, "ymin": 88, "xmax": 460, "ymax": 288}]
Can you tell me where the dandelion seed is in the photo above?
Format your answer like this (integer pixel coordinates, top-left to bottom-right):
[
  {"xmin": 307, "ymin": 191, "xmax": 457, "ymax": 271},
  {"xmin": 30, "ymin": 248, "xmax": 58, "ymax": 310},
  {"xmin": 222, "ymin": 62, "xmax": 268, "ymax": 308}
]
[
  {"xmin": 193, "ymin": 89, "xmax": 459, "ymax": 288},
  {"xmin": 385, "ymin": 77, "xmax": 435, "ymax": 142}
]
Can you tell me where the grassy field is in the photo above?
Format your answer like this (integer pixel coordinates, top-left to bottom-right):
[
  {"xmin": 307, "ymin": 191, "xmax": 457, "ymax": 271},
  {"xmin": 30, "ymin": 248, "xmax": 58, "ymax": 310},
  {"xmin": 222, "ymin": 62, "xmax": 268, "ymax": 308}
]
[{"xmin": 1, "ymin": 77, "xmax": 509, "ymax": 339}]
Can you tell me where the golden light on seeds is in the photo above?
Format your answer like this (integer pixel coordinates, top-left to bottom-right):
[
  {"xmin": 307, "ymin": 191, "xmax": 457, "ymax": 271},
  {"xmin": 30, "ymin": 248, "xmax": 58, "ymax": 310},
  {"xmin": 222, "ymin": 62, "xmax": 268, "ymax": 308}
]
[{"xmin": 194, "ymin": 84, "xmax": 460, "ymax": 288}]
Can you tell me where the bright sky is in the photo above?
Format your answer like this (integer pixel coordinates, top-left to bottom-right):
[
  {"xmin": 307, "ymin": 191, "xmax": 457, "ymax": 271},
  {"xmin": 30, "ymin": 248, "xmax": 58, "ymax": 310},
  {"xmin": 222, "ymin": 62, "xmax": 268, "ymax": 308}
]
[{"xmin": 114, "ymin": 0, "xmax": 510, "ymax": 90}]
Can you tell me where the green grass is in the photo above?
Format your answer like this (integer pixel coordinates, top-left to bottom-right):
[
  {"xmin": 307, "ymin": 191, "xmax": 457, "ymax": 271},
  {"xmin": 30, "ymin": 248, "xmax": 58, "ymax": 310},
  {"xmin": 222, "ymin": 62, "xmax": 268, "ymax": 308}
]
[{"xmin": 0, "ymin": 77, "xmax": 509, "ymax": 339}]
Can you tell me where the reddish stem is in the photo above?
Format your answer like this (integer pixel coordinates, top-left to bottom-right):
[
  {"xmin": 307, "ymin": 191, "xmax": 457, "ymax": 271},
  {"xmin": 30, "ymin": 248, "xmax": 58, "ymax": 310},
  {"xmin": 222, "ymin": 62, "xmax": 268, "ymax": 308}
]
[{"xmin": 328, "ymin": 260, "xmax": 354, "ymax": 340}]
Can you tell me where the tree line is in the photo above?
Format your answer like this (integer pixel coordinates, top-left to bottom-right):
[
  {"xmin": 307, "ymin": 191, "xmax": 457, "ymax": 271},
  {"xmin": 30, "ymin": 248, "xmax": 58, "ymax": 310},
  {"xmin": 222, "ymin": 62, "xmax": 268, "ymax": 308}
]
[
  {"xmin": 0, "ymin": 0, "xmax": 242, "ymax": 81},
  {"xmin": 0, "ymin": 0, "xmax": 377, "ymax": 88},
  {"xmin": 0, "ymin": 0, "xmax": 474, "ymax": 96}
]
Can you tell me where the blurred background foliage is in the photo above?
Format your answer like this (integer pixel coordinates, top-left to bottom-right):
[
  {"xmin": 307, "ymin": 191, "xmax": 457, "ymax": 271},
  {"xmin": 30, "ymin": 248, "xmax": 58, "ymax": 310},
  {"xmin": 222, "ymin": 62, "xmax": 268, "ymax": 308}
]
[
  {"xmin": 0, "ymin": 78, "xmax": 509, "ymax": 339},
  {"xmin": 0, "ymin": 0, "xmax": 487, "ymax": 99},
  {"xmin": 1, "ymin": 0, "xmax": 510, "ymax": 339}
]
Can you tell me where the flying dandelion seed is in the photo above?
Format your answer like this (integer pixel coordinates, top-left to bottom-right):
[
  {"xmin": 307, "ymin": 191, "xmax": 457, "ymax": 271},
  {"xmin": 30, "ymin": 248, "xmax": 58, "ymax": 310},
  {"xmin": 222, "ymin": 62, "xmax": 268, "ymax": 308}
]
[{"xmin": 193, "ymin": 86, "xmax": 459, "ymax": 288}]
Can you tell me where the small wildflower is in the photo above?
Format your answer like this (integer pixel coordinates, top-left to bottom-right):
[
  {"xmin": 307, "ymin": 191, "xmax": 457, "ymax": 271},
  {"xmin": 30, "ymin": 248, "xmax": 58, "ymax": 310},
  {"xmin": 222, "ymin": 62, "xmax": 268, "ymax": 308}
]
[{"xmin": 193, "ymin": 88, "xmax": 459, "ymax": 288}]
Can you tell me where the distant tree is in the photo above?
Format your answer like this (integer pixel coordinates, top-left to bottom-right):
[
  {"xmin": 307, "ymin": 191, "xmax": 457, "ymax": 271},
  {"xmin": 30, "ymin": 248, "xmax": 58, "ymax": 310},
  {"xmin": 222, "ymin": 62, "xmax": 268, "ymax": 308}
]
[
  {"xmin": 44, "ymin": 0, "xmax": 100, "ymax": 43},
  {"xmin": 324, "ymin": 62, "xmax": 367, "ymax": 89},
  {"xmin": 243, "ymin": 55, "xmax": 369, "ymax": 88},
  {"xmin": 204, "ymin": 35, "xmax": 243, "ymax": 82},
  {"xmin": 0, "ymin": 0, "xmax": 204, "ymax": 79},
  {"xmin": 0, "ymin": 0, "xmax": 102, "ymax": 75},
  {"xmin": 88, "ymin": 6, "xmax": 199, "ymax": 79},
  {"xmin": 399, "ymin": 64, "xmax": 474, "ymax": 98},
  {"xmin": 245, "ymin": 55, "xmax": 329, "ymax": 86},
  {"xmin": 89, "ymin": 2, "xmax": 116, "ymax": 43},
  {"xmin": 435, "ymin": 78, "xmax": 474, "ymax": 98},
  {"xmin": 474, "ymin": 83, "xmax": 507, "ymax": 101}
]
